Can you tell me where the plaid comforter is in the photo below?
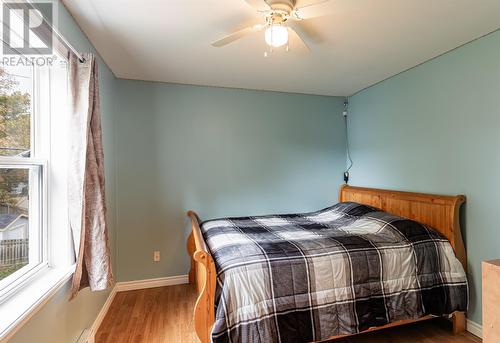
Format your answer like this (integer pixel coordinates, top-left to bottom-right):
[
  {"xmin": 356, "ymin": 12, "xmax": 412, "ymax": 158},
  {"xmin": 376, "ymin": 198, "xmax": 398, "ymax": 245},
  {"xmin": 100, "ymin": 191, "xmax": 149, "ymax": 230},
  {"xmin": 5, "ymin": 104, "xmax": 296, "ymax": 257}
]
[{"xmin": 200, "ymin": 202, "xmax": 468, "ymax": 343}]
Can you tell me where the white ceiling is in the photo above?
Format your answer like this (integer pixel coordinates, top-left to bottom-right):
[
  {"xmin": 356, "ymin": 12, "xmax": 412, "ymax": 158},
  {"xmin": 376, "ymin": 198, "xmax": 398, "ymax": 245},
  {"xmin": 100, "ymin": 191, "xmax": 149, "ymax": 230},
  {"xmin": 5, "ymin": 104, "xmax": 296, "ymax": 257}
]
[{"xmin": 62, "ymin": 0, "xmax": 500, "ymax": 96}]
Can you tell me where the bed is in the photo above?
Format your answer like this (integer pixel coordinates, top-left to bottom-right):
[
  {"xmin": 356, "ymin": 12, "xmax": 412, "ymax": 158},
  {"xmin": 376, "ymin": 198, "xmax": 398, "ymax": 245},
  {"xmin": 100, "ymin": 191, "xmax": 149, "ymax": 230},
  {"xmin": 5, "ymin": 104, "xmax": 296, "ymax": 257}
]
[{"xmin": 186, "ymin": 185, "xmax": 468, "ymax": 343}]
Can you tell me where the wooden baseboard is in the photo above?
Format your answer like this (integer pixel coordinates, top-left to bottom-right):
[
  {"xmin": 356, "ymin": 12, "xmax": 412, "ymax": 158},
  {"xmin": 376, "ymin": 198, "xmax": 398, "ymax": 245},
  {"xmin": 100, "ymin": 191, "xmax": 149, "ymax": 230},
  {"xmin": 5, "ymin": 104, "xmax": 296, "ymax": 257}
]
[
  {"xmin": 86, "ymin": 274, "xmax": 188, "ymax": 342},
  {"xmin": 466, "ymin": 319, "xmax": 482, "ymax": 338}
]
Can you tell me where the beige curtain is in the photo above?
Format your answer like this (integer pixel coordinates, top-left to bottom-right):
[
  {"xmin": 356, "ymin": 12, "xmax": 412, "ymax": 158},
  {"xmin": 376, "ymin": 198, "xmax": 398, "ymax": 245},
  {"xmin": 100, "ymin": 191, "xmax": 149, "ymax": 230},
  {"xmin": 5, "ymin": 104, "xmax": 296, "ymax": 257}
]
[{"xmin": 68, "ymin": 53, "xmax": 113, "ymax": 297}]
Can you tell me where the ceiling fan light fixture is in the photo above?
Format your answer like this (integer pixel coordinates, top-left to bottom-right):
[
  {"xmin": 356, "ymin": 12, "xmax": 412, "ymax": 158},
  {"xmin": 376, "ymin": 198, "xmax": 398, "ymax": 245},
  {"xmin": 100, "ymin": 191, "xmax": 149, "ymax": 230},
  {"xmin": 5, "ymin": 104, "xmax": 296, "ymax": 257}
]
[{"xmin": 264, "ymin": 24, "xmax": 289, "ymax": 48}]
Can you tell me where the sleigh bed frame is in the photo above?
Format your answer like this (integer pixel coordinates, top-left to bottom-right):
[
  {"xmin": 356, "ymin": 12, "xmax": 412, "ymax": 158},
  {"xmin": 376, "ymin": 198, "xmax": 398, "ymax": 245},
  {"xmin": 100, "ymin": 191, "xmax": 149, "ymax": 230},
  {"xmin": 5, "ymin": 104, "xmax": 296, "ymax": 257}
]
[{"xmin": 186, "ymin": 185, "xmax": 467, "ymax": 342}]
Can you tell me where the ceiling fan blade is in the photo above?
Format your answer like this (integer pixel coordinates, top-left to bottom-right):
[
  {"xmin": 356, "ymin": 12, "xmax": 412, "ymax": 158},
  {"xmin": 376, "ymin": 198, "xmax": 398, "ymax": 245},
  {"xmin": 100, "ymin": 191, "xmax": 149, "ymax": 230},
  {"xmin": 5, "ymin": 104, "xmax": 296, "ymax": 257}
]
[
  {"xmin": 287, "ymin": 23, "xmax": 311, "ymax": 52},
  {"xmin": 243, "ymin": 0, "xmax": 271, "ymax": 11},
  {"xmin": 212, "ymin": 24, "xmax": 264, "ymax": 47},
  {"xmin": 292, "ymin": 0, "xmax": 334, "ymax": 20}
]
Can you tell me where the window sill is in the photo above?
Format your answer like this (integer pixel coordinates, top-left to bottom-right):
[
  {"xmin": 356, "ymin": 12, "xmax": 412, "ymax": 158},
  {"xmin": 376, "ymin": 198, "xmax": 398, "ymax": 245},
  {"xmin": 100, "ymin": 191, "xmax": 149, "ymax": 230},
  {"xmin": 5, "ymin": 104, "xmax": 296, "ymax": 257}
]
[{"xmin": 0, "ymin": 264, "xmax": 75, "ymax": 342}]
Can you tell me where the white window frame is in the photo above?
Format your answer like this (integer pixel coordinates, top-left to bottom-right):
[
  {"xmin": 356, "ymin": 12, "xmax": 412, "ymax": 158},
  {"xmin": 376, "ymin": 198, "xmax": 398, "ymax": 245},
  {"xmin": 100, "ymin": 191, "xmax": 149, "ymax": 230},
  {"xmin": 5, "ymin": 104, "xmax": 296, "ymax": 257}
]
[
  {"xmin": 0, "ymin": 1, "xmax": 75, "ymax": 340},
  {"xmin": 0, "ymin": 161, "xmax": 47, "ymax": 301},
  {"xmin": 0, "ymin": 56, "xmax": 74, "ymax": 340},
  {"xmin": 0, "ymin": 66, "xmax": 49, "ymax": 302},
  {"xmin": 0, "ymin": 52, "xmax": 73, "ymax": 289}
]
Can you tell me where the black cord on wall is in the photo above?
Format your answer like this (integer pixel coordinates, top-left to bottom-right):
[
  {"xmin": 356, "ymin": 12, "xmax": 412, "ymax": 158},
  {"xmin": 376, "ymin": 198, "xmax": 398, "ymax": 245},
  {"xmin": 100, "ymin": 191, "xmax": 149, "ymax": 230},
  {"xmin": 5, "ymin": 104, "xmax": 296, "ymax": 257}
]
[{"xmin": 343, "ymin": 100, "xmax": 353, "ymax": 184}]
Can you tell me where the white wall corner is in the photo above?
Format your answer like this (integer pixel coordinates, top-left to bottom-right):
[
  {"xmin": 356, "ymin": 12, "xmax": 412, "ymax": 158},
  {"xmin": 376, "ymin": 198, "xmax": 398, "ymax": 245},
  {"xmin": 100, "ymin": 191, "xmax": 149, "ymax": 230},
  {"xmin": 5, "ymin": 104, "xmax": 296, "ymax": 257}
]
[
  {"xmin": 466, "ymin": 319, "xmax": 482, "ymax": 338},
  {"xmin": 86, "ymin": 286, "xmax": 117, "ymax": 343}
]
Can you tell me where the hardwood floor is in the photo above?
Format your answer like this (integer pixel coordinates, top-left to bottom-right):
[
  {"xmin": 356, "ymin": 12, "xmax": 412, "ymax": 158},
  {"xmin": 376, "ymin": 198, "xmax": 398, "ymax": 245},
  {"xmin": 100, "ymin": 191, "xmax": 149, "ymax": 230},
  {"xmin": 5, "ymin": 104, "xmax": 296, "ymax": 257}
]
[
  {"xmin": 96, "ymin": 284, "xmax": 481, "ymax": 343},
  {"xmin": 96, "ymin": 284, "xmax": 197, "ymax": 343}
]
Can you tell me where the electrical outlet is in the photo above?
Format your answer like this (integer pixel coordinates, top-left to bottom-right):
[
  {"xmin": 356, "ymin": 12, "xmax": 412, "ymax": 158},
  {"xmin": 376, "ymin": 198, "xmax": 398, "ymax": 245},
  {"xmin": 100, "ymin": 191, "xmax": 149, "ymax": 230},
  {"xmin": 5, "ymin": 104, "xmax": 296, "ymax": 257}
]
[{"xmin": 153, "ymin": 251, "xmax": 160, "ymax": 262}]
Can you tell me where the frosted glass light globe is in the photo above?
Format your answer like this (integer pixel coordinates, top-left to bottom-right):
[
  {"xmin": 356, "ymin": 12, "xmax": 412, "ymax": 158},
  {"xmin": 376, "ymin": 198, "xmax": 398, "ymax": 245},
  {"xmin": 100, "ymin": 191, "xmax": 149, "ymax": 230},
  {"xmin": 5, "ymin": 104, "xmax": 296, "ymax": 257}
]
[{"xmin": 264, "ymin": 25, "xmax": 288, "ymax": 48}]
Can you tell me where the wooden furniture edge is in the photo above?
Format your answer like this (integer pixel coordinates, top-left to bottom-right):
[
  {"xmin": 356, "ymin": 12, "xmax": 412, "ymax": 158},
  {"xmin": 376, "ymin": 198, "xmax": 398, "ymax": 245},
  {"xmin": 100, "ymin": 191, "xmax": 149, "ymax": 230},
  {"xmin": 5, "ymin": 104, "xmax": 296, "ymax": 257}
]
[
  {"xmin": 314, "ymin": 312, "xmax": 465, "ymax": 342},
  {"xmin": 187, "ymin": 210, "xmax": 216, "ymax": 343},
  {"xmin": 482, "ymin": 259, "xmax": 500, "ymax": 341},
  {"xmin": 314, "ymin": 315, "xmax": 435, "ymax": 342},
  {"xmin": 186, "ymin": 185, "xmax": 468, "ymax": 342}
]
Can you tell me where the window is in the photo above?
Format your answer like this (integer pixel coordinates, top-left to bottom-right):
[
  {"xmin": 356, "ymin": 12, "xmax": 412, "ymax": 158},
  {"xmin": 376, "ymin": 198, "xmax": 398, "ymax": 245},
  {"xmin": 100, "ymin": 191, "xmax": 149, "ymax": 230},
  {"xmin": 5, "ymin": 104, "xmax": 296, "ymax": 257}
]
[
  {"xmin": 0, "ymin": 2, "xmax": 75, "ymax": 338},
  {"xmin": 0, "ymin": 64, "xmax": 47, "ymax": 300},
  {"xmin": 0, "ymin": 58, "xmax": 70, "ymax": 304}
]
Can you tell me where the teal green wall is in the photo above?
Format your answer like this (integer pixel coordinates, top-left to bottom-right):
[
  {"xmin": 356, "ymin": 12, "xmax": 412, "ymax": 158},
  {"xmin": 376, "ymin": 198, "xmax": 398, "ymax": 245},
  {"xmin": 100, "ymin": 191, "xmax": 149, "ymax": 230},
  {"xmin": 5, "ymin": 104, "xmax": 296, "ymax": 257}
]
[
  {"xmin": 115, "ymin": 81, "xmax": 346, "ymax": 281},
  {"xmin": 348, "ymin": 29, "xmax": 500, "ymax": 324},
  {"xmin": 9, "ymin": 1, "xmax": 117, "ymax": 342}
]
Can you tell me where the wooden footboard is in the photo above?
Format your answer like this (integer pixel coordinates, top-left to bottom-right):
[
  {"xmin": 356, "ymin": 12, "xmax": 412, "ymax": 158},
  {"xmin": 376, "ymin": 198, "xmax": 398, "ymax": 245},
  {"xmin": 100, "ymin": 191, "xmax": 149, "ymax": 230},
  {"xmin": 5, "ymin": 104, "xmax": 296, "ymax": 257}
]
[{"xmin": 187, "ymin": 211, "xmax": 216, "ymax": 343}]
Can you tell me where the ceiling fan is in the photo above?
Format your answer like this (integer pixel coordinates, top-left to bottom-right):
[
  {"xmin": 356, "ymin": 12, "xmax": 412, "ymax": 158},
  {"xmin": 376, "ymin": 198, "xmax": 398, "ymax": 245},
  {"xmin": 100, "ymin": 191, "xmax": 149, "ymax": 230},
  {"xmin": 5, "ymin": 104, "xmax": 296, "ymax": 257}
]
[{"xmin": 211, "ymin": 0, "xmax": 332, "ymax": 53}]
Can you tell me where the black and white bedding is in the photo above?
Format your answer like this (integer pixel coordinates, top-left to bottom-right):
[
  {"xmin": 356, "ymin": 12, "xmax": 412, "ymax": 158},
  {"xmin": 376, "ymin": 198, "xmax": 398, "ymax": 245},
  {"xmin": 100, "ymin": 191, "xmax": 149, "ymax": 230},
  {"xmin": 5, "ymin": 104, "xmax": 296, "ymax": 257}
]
[{"xmin": 200, "ymin": 202, "xmax": 468, "ymax": 343}]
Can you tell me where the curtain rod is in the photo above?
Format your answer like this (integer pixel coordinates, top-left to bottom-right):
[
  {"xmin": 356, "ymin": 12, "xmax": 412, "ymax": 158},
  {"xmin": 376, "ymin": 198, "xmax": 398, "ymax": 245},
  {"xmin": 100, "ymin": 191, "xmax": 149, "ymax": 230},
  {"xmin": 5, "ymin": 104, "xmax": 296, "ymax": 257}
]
[
  {"xmin": 52, "ymin": 26, "xmax": 86, "ymax": 63},
  {"xmin": 20, "ymin": 0, "xmax": 86, "ymax": 62}
]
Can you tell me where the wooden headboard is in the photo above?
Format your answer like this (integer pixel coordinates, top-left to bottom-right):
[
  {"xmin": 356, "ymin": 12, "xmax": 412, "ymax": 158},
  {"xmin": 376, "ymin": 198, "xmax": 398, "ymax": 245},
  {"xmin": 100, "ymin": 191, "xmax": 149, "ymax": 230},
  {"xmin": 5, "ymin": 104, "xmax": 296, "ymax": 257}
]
[{"xmin": 339, "ymin": 185, "xmax": 466, "ymax": 270}]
